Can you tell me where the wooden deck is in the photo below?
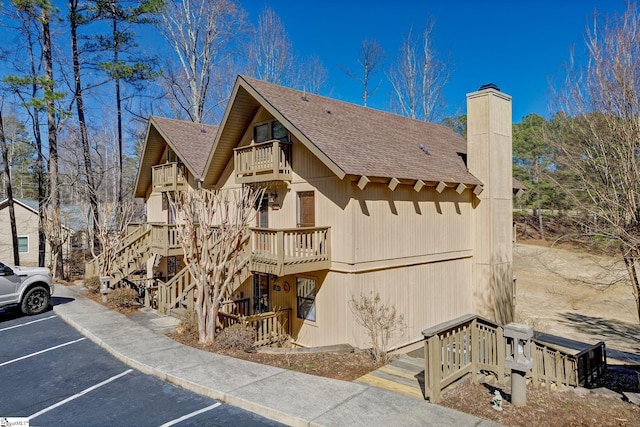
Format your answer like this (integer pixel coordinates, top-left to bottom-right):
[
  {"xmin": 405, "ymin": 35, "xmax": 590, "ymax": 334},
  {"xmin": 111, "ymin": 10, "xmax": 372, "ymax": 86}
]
[{"xmin": 354, "ymin": 355, "xmax": 426, "ymax": 400}]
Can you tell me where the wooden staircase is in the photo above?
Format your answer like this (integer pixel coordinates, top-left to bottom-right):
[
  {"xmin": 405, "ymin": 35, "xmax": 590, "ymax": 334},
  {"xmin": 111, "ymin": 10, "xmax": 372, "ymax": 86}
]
[
  {"xmin": 85, "ymin": 224, "xmax": 154, "ymax": 288},
  {"xmin": 156, "ymin": 233, "xmax": 253, "ymax": 317}
]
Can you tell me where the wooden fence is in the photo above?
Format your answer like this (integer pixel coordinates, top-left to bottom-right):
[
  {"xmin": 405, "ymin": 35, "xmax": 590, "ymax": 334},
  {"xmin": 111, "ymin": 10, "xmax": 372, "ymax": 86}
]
[
  {"xmin": 218, "ymin": 308, "xmax": 291, "ymax": 347},
  {"xmin": 422, "ymin": 314, "xmax": 607, "ymax": 403}
]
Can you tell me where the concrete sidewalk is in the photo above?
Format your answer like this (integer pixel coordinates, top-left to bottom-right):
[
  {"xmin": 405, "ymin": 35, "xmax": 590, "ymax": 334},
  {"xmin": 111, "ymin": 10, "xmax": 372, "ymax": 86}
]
[{"xmin": 52, "ymin": 285, "xmax": 498, "ymax": 427}]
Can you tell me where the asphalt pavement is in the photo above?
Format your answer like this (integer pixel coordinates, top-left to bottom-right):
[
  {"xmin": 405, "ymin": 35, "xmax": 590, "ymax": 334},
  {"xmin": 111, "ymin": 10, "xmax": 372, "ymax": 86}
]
[
  {"xmin": 0, "ymin": 308, "xmax": 284, "ymax": 426},
  {"xmin": 48, "ymin": 284, "xmax": 499, "ymax": 426}
]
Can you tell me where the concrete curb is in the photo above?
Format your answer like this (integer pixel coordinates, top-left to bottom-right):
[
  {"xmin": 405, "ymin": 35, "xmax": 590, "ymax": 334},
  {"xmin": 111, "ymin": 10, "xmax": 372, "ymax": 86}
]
[{"xmin": 52, "ymin": 286, "xmax": 499, "ymax": 427}]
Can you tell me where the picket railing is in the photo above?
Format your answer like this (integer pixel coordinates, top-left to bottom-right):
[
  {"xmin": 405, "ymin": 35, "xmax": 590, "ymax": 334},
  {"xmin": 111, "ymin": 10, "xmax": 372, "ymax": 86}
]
[{"xmin": 422, "ymin": 314, "xmax": 606, "ymax": 403}]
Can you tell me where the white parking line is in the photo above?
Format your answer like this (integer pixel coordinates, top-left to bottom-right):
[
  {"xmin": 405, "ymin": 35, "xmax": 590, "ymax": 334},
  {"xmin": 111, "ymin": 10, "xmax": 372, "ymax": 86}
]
[
  {"xmin": 0, "ymin": 315, "xmax": 57, "ymax": 332},
  {"xmin": 0, "ymin": 337, "xmax": 86, "ymax": 367},
  {"xmin": 28, "ymin": 369, "xmax": 134, "ymax": 420},
  {"xmin": 159, "ymin": 402, "xmax": 222, "ymax": 427}
]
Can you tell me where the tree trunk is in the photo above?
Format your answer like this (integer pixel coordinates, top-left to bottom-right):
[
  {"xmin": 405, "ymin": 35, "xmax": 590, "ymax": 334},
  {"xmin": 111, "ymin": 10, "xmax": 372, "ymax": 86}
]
[
  {"xmin": 110, "ymin": 2, "xmax": 123, "ymax": 211},
  {"xmin": 70, "ymin": 0, "xmax": 100, "ymax": 251},
  {"xmin": 42, "ymin": 7, "xmax": 64, "ymax": 279},
  {"xmin": 0, "ymin": 111, "xmax": 20, "ymax": 266}
]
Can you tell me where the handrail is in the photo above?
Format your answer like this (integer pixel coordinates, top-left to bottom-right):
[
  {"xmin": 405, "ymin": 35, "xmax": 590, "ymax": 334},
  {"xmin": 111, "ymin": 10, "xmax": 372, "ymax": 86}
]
[
  {"xmin": 233, "ymin": 139, "xmax": 292, "ymax": 151},
  {"xmin": 250, "ymin": 226, "xmax": 331, "ymax": 275},
  {"xmin": 234, "ymin": 139, "xmax": 292, "ymax": 183},
  {"xmin": 421, "ymin": 314, "xmax": 606, "ymax": 403}
]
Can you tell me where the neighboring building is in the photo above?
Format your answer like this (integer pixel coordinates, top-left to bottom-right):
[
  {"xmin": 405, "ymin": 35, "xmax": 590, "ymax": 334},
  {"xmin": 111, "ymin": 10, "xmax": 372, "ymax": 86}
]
[
  {"xmin": 0, "ymin": 198, "xmax": 76, "ymax": 267},
  {"xmin": 111, "ymin": 75, "xmax": 517, "ymax": 351}
]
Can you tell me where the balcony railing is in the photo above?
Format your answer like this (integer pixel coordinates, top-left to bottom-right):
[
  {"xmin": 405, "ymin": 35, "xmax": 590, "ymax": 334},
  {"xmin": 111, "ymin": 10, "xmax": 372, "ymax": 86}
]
[
  {"xmin": 250, "ymin": 226, "xmax": 331, "ymax": 276},
  {"xmin": 150, "ymin": 223, "xmax": 182, "ymax": 256},
  {"xmin": 152, "ymin": 162, "xmax": 187, "ymax": 192},
  {"xmin": 234, "ymin": 140, "xmax": 292, "ymax": 184}
]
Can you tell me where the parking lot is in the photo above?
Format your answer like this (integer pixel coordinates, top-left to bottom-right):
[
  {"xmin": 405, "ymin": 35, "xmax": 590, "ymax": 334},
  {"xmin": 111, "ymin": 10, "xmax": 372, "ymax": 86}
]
[{"xmin": 0, "ymin": 303, "xmax": 283, "ymax": 426}]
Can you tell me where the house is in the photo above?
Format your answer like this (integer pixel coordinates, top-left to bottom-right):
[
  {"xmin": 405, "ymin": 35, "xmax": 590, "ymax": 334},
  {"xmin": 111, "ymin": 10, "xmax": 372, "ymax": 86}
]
[
  {"xmin": 115, "ymin": 75, "xmax": 517, "ymax": 351},
  {"xmin": 0, "ymin": 198, "xmax": 76, "ymax": 268}
]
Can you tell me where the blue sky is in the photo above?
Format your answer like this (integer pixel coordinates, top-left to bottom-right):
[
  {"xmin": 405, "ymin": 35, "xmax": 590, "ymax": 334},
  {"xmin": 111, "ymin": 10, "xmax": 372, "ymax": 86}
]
[
  {"xmin": 241, "ymin": 0, "xmax": 627, "ymax": 123},
  {"xmin": 0, "ymin": 0, "xmax": 629, "ymax": 125}
]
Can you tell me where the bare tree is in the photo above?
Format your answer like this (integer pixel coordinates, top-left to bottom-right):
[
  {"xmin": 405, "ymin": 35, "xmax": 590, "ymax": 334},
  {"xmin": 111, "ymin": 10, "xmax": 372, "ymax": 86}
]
[
  {"xmin": 387, "ymin": 20, "xmax": 451, "ymax": 122},
  {"xmin": 554, "ymin": 4, "xmax": 640, "ymax": 321},
  {"xmin": 0, "ymin": 108, "xmax": 20, "ymax": 265},
  {"xmin": 249, "ymin": 6, "xmax": 295, "ymax": 86},
  {"xmin": 298, "ymin": 55, "xmax": 328, "ymax": 95},
  {"xmin": 68, "ymin": 0, "xmax": 100, "ymax": 249},
  {"xmin": 158, "ymin": 0, "xmax": 247, "ymax": 123},
  {"xmin": 167, "ymin": 186, "xmax": 262, "ymax": 344},
  {"xmin": 89, "ymin": 200, "xmax": 136, "ymax": 278},
  {"xmin": 341, "ymin": 39, "xmax": 385, "ymax": 106},
  {"xmin": 349, "ymin": 292, "xmax": 405, "ymax": 363}
]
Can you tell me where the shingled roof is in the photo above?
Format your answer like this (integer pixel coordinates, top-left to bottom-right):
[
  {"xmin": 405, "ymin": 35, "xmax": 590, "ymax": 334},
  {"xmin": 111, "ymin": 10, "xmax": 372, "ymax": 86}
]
[
  {"xmin": 134, "ymin": 116, "xmax": 218, "ymax": 197},
  {"xmin": 150, "ymin": 116, "xmax": 217, "ymax": 177},
  {"xmin": 207, "ymin": 75, "xmax": 481, "ymax": 187}
]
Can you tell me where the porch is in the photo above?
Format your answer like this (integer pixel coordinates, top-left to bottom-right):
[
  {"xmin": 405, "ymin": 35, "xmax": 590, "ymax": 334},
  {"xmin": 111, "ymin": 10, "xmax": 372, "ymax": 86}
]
[
  {"xmin": 152, "ymin": 162, "xmax": 187, "ymax": 193},
  {"xmin": 234, "ymin": 139, "xmax": 292, "ymax": 184},
  {"xmin": 250, "ymin": 226, "xmax": 331, "ymax": 276}
]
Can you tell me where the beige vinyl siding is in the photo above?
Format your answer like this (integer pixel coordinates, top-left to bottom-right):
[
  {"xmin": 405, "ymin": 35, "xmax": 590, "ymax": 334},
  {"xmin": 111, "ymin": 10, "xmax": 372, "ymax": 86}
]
[
  {"xmin": 0, "ymin": 202, "xmax": 51, "ymax": 266},
  {"xmin": 282, "ymin": 258, "xmax": 472, "ymax": 348},
  {"xmin": 351, "ymin": 185, "xmax": 473, "ymax": 265},
  {"xmin": 209, "ymin": 106, "xmax": 479, "ymax": 349}
]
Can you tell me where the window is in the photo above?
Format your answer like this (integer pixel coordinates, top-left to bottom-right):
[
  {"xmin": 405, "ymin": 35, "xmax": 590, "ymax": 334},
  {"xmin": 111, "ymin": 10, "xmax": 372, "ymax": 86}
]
[
  {"xmin": 272, "ymin": 121, "xmax": 289, "ymax": 141},
  {"xmin": 296, "ymin": 277, "xmax": 316, "ymax": 321},
  {"xmin": 254, "ymin": 120, "xmax": 289, "ymax": 143},
  {"xmin": 18, "ymin": 236, "xmax": 28, "ymax": 253},
  {"xmin": 254, "ymin": 123, "xmax": 269, "ymax": 143}
]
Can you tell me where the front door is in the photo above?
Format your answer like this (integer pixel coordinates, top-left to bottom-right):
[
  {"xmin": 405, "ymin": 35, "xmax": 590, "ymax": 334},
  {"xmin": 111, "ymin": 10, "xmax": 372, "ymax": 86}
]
[{"xmin": 253, "ymin": 273, "xmax": 270, "ymax": 314}]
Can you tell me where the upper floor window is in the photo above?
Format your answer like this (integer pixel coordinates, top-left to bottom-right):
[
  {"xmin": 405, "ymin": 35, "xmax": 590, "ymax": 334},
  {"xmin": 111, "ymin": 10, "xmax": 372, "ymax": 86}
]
[{"xmin": 254, "ymin": 120, "xmax": 289, "ymax": 143}]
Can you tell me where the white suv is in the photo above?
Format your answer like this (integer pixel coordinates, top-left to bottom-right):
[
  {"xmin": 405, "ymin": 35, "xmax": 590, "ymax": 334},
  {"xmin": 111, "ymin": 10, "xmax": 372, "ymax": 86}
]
[{"xmin": 0, "ymin": 261, "xmax": 54, "ymax": 315}]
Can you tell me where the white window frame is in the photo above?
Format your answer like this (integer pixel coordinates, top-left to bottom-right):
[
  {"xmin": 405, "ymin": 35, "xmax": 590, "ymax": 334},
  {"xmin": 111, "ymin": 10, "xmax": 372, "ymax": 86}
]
[
  {"xmin": 296, "ymin": 276, "xmax": 317, "ymax": 322},
  {"xmin": 17, "ymin": 235, "xmax": 29, "ymax": 253}
]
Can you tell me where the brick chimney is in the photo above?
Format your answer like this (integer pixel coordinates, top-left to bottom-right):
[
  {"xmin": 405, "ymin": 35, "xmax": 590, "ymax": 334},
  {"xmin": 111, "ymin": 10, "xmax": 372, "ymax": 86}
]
[{"xmin": 467, "ymin": 84, "xmax": 514, "ymax": 325}]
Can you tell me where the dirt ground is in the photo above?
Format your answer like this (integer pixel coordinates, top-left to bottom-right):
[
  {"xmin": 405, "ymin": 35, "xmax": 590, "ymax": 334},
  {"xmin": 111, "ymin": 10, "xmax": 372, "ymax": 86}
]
[
  {"xmin": 438, "ymin": 241, "xmax": 640, "ymax": 426},
  {"xmin": 513, "ymin": 242, "xmax": 640, "ymax": 360}
]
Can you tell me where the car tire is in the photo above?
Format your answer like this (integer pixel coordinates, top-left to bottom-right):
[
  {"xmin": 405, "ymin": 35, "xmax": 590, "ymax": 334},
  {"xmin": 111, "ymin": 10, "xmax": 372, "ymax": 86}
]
[{"xmin": 21, "ymin": 286, "xmax": 50, "ymax": 315}]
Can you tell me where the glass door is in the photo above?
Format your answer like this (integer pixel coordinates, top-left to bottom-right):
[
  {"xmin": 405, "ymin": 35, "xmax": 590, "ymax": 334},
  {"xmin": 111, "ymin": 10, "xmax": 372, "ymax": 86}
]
[{"xmin": 253, "ymin": 273, "xmax": 270, "ymax": 314}]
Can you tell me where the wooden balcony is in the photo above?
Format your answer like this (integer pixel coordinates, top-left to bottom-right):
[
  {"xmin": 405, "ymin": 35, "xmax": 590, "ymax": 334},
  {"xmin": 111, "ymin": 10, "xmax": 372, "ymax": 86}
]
[
  {"xmin": 152, "ymin": 162, "xmax": 187, "ymax": 193},
  {"xmin": 234, "ymin": 140, "xmax": 292, "ymax": 184},
  {"xmin": 250, "ymin": 226, "xmax": 331, "ymax": 276},
  {"xmin": 149, "ymin": 223, "xmax": 182, "ymax": 256}
]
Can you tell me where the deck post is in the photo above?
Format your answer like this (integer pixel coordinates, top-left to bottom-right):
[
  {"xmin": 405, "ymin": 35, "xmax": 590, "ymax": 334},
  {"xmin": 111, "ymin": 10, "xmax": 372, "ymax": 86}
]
[
  {"xmin": 276, "ymin": 230, "xmax": 285, "ymax": 275},
  {"xmin": 426, "ymin": 334, "xmax": 441, "ymax": 402},
  {"xmin": 470, "ymin": 318, "xmax": 478, "ymax": 381},
  {"xmin": 497, "ymin": 325, "xmax": 505, "ymax": 383},
  {"xmin": 273, "ymin": 140, "xmax": 279, "ymax": 176}
]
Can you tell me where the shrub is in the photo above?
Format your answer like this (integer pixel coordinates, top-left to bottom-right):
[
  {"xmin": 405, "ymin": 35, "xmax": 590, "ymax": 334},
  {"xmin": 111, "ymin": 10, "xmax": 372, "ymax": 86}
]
[
  {"xmin": 175, "ymin": 309, "xmax": 198, "ymax": 337},
  {"xmin": 349, "ymin": 292, "xmax": 405, "ymax": 363},
  {"xmin": 107, "ymin": 287, "xmax": 138, "ymax": 309},
  {"xmin": 215, "ymin": 323, "xmax": 255, "ymax": 352},
  {"xmin": 84, "ymin": 276, "xmax": 101, "ymax": 294}
]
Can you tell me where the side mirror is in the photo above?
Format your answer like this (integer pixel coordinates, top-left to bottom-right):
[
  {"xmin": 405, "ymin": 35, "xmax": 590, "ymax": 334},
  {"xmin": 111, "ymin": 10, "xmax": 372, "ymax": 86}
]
[{"xmin": 0, "ymin": 266, "xmax": 14, "ymax": 276}]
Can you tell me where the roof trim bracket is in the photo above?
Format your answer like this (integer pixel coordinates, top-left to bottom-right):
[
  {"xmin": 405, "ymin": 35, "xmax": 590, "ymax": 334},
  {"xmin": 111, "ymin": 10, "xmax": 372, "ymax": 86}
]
[
  {"xmin": 357, "ymin": 175, "xmax": 370, "ymax": 191},
  {"xmin": 436, "ymin": 181, "xmax": 447, "ymax": 194},
  {"xmin": 388, "ymin": 177, "xmax": 400, "ymax": 192},
  {"xmin": 413, "ymin": 179, "xmax": 425, "ymax": 192},
  {"xmin": 473, "ymin": 185, "xmax": 484, "ymax": 196},
  {"xmin": 456, "ymin": 183, "xmax": 466, "ymax": 194}
]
